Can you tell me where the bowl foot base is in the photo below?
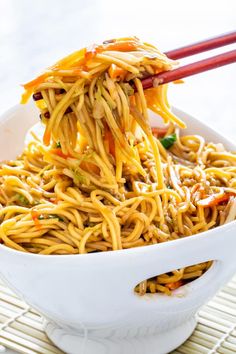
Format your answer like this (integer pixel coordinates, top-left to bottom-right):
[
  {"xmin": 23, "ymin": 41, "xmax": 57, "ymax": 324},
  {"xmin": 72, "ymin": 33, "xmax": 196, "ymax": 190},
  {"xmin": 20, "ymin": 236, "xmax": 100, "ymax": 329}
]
[{"xmin": 45, "ymin": 317, "xmax": 196, "ymax": 354}]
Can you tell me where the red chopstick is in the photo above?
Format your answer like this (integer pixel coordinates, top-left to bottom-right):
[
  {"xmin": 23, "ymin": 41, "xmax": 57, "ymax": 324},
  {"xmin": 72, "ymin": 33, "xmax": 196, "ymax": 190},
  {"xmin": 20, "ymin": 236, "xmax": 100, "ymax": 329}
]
[
  {"xmin": 141, "ymin": 32, "xmax": 236, "ymax": 90},
  {"xmin": 142, "ymin": 49, "xmax": 236, "ymax": 89},
  {"xmin": 164, "ymin": 31, "xmax": 236, "ymax": 59}
]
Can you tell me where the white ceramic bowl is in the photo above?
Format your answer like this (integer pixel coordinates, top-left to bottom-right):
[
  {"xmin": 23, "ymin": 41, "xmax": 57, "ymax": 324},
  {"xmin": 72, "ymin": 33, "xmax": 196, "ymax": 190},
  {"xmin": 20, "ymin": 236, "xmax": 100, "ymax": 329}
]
[{"xmin": 0, "ymin": 103, "xmax": 236, "ymax": 354}]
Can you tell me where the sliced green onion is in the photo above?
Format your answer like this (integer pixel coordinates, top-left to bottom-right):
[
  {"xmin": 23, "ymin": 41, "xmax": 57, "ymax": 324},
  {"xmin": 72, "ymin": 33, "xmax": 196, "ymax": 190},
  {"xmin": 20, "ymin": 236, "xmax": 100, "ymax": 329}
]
[
  {"xmin": 16, "ymin": 194, "xmax": 29, "ymax": 206},
  {"xmin": 160, "ymin": 133, "xmax": 177, "ymax": 149}
]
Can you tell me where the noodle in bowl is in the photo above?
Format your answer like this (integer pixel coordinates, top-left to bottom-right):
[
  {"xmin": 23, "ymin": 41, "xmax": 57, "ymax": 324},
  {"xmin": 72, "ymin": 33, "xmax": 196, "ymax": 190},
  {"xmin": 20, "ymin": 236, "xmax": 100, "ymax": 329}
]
[
  {"xmin": 0, "ymin": 37, "xmax": 236, "ymax": 353},
  {"xmin": 0, "ymin": 103, "xmax": 236, "ymax": 354}
]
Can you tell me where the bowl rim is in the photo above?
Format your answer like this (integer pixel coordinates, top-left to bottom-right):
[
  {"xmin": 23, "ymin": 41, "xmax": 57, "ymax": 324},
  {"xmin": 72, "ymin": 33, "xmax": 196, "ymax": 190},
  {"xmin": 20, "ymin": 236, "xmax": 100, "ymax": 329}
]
[{"xmin": 0, "ymin": 218, "xmax": 235, "ymax": 260}]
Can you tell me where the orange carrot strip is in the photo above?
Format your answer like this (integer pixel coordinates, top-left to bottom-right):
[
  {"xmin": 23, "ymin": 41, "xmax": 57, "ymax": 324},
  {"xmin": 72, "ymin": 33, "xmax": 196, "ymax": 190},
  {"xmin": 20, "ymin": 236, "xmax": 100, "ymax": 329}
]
[
  {"xmin": 198, "ymin": 192, "xmax": 236, "ymax": 207},
  {"xmin": 43, "ymin": 129, "xmax": 51, "ymax": 146},
  {"xmin": 151, "ymin": 126, "xmax": 169, "ymax": 138},
  {"xmin": 145, "ymin": 87, "xmax": 159, "ymax": 105},
  {"xmin": 129, "ymin": 95, "xmax": 136, "ymax": 106},
  {"xmin": 50, "ymin": 149, "xmax": 71, "ymax": 159},
  {"xmin": 31, "ymin": 210, "xmax": 41, "ymax": 229},
  {"xmin": 84, "ymin": 49, "xmax": 97, "ymax": 61},
  {"xmin": 98, "ymin": 40, "xmax": 138, "ymax": 53},
  {"xmin": 108, "ymin": 64, "xmax": 127, "ymax": 79},
  {"xmin": 23, "ymin": 73, "xmax": 49, "ymax": 90},
  {"xmin": 166, "ymin": 280, "xmax": 183, "ymax": 290},
  {"xmin": 50, "ymin": 198, "xmax": 59, "ymax": 204},
  {"xmin": 105, "ymin": 41, "xmax": 138, "ymax": 52}
]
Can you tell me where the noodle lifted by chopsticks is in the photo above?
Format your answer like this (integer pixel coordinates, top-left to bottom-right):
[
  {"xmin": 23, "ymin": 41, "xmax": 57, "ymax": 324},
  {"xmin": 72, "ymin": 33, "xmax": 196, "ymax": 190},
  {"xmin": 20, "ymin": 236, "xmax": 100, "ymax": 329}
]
[{"xmin": 0, "ymin": 37, "xmax": 236, "ymax": 295}]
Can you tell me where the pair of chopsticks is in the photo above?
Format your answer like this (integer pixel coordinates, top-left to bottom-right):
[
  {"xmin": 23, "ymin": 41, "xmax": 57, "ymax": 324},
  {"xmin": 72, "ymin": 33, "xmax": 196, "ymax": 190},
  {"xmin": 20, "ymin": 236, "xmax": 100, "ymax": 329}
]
[{"xmin": 141, "ymin": 31, "xmax": 236, "ymax": 89}]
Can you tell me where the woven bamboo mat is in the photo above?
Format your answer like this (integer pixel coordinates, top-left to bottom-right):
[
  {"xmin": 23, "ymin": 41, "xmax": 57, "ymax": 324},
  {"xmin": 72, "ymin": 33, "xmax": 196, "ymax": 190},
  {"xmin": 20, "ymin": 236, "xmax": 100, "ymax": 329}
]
[{"xmin": 0, "ymin": 277, "xmax": 236, "ymax": 354}]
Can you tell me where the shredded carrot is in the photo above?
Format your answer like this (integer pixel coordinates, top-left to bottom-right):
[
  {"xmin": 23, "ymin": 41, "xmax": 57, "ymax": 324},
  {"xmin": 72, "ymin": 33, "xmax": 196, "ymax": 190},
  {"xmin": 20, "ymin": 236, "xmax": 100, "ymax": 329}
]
[
  {"xmin": 198, "ymin": 192, "xmax": 236, "ymax": 207},
  {"xmin": 31, "ymin": 210, "xmax": 41, "ymax": 229},
  {"xmin": 151, "ymin": 127, "xmax": 168, "ymax": 138},
  {"xmin": 154, "ymin": 68, "xmax": 163, "ymax": 74},
  {"xmin": 50, "ymin": 148, "xmax": 71, "ymax": 159},
  {"xmin": 129, "ymin": 95, "xmax": 136, "ymax": 106},
  {"xmin": 23, "ymin": 73, "xmax": 49, "ymax": 90},
  {"xmin": 108, "ymin": 64, "xmax": 127, "ymax": 79},
  {"xmin": 166, "ymin": 280, "xmax": 183, "ymax": 290},
  {"xmin": 84, "ymin": 49, "xmax": 97, "ymax": 61},
  {"xmin": 43, "ymin": 129, "xmax": 51, "ymax": 146},
  {"xmin": 145, "ymin": 87, "xmax": 160, "ymax": 108},
  {"xmin": 50, "ymin": 198, "xmax": 59, "ymax": 204},
  {"xmin": 98, "ymin": 40, "xmax": 138, "ymax": 53}
]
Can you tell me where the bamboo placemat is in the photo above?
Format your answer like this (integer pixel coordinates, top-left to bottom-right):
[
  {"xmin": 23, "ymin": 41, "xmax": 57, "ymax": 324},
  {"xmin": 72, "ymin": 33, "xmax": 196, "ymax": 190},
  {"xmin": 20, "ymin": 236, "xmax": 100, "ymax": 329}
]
[{"xmin": 0, "ymin": 276, "xmax": 236, "ymax": 354}]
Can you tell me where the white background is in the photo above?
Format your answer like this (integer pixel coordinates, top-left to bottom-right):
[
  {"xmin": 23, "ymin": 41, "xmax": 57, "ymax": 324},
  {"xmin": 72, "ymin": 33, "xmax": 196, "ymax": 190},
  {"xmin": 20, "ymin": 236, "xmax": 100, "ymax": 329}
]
[{"xmin": 0, "ymin": 0, "xmax": 235, "ymax": 140}]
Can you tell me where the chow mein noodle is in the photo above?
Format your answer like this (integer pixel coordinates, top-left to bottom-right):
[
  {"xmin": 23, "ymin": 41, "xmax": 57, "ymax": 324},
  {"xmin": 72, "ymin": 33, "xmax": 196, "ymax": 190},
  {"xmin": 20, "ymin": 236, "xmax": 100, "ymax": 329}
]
[{"xmin": 0, "ymin": 37, "xmax": 236, "ymax": 295}]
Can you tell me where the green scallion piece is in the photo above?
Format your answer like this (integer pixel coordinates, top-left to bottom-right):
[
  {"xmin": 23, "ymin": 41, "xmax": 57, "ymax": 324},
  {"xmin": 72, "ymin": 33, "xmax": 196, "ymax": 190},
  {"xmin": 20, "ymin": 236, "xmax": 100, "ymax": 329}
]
[{"xmin": 160, "ymin": 133, "xmax": 177, "ymax": 149}]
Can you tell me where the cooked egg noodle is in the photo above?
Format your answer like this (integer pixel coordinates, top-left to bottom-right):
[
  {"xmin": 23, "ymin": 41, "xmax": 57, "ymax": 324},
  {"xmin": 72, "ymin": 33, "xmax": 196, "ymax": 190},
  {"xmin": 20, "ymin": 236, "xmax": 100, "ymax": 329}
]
[{"xmin": 1, "ymin": 37, "xmax": 236, "ymax": 294}]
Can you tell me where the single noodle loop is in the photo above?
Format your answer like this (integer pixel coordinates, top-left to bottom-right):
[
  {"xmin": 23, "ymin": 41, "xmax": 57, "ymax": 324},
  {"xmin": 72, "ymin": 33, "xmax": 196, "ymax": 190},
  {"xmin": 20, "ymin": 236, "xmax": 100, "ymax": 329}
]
[{"xmin": 0, "ymin": 37, "xmax": 235, "ymax": 295}]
